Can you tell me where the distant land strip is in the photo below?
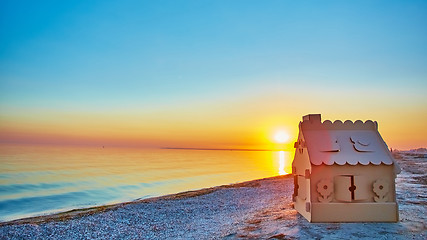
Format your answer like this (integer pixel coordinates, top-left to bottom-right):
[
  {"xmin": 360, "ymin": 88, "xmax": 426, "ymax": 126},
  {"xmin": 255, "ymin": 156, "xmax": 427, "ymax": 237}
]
[{"xmin": 161, "ymin": 147, "xmax": 278, "ymax": 151}]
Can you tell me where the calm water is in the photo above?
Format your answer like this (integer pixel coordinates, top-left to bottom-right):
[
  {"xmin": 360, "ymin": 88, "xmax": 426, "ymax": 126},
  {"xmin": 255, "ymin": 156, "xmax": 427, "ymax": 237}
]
[{"xmin": 0, "ymin": 144, "xmax": 293, "ymax": 222}]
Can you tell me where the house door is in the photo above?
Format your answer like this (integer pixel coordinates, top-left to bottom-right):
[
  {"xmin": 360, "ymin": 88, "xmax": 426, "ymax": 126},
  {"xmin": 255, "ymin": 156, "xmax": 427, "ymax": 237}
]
[{"xmin": 334, "ymin": 175, "xmax": 369, "ymax": 202}]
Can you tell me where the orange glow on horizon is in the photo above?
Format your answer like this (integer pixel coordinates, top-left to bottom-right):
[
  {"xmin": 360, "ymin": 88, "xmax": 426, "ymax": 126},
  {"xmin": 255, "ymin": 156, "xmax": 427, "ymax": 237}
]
[
  {"xmin": 0, "ymin": 109, "xmax": 301, "ymax": 150},
  {"xmin": 0, "ymin": 99, "xmax": 425, "ymax": 150}
]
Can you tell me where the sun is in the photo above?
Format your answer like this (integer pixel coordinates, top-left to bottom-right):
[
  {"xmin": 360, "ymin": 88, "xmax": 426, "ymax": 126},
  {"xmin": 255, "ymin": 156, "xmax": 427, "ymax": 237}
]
[{"xmin": 274, "ymin": 131, "xmax": 290, "ymax": 143}]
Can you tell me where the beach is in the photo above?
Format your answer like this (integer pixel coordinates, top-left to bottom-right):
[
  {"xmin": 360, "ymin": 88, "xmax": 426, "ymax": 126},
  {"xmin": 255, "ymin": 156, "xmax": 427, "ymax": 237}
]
[{"xmin": 0, "ymin": 152, "xmax": 426, "ymax": 239}]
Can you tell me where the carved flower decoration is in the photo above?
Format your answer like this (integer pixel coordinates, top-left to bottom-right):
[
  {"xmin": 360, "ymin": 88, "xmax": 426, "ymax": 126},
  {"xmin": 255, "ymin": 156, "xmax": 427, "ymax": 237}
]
[
  {"xmin": 317, "ymin": 179, "xmax": 333, "ymax": 197},
  {"xmin": 373, "ymin": 179, "xmax": 389, "ymax": 197}
]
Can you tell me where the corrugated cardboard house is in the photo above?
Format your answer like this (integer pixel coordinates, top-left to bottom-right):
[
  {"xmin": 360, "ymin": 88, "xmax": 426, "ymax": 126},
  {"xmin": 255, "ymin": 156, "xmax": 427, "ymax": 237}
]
[{"xmin": 292, "ymin": 114, "xmax": 400, "ymax": 222}]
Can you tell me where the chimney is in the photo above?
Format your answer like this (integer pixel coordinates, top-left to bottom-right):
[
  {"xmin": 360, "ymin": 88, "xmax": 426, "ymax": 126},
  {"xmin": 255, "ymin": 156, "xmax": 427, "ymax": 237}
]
[{"xmin": 302, "ymin": 114, "xmax": 321, "ymax": 123}]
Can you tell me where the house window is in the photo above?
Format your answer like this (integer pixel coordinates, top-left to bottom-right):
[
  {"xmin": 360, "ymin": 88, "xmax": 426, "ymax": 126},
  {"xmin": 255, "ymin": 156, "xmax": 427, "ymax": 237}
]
[{"xmin": 334, "ymin": 175, "xmax": 369, "ymax": 202}]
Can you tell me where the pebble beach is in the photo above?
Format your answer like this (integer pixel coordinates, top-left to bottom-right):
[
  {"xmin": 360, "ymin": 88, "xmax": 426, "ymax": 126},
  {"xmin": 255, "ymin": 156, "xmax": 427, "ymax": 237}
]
[{"xmin": 0, "ymin": 152, "xmax": 426, "ymax": 239}]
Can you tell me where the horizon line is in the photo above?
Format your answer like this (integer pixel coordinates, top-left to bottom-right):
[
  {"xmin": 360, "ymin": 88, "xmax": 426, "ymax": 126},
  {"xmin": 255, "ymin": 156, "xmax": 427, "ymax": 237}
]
[{"xmin": 161, "ymin": 147, "xmax": 285, "ymax": 152}]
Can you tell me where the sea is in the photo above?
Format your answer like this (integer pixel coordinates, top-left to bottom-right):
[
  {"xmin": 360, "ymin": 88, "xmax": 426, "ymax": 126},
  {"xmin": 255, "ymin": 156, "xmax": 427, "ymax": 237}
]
[{"xmin": 0, "ymin": 144, "xmax": 293, "ymax": 222}]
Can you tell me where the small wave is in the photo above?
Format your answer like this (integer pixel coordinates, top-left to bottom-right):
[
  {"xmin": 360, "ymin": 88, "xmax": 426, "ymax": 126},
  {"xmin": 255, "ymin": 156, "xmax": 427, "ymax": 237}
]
[{"xmin": 0, "ymin": 182, "xmax": 75, "ymax": 195}]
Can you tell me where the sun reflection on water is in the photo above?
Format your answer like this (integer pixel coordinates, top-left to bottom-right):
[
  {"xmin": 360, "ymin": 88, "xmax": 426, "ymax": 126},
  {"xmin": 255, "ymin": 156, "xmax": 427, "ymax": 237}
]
[{"xmin": 279, "ymin": 151, "xmax": 287, "ymax": 175}]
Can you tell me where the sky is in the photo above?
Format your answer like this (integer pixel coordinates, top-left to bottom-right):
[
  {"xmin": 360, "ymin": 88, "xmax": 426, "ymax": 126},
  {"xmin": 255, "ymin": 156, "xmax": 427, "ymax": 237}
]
[{"xmin": 1, "ymin": 0, "xmax": 426, "ymax": 150}]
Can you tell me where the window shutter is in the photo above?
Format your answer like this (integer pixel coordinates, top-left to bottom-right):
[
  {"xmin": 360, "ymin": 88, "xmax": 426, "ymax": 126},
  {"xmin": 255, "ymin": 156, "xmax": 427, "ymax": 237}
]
[
  {"xmin": 353, "ymin": 175, "xmax": 369, "ymax": 200},
  {"xmin": 297, "ymin": 175, "xmax": 307, "ymax": 200},
  {"xmin": 334, "ymin": 175, "xmax": 352, "ymax": 202}
]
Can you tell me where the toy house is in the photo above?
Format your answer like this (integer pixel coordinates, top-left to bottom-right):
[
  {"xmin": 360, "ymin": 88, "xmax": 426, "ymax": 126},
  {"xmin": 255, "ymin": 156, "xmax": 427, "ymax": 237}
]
[{"xmin": 292, "ymin": 114, "xmax": 400, "ymax": 222}]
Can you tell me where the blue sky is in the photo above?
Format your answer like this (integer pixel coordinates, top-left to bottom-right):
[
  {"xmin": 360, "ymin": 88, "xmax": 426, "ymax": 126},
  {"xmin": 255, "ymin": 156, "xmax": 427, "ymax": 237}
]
[{"xmin": 1, "ymin": 1, "xmax": 426, "ymax": 148}]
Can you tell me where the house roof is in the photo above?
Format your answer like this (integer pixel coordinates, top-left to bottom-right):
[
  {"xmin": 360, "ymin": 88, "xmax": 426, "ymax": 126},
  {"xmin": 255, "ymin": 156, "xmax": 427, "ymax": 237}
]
[{"xmin": 300, "ymin": 114, "xmax": 395, "ymax": 166}]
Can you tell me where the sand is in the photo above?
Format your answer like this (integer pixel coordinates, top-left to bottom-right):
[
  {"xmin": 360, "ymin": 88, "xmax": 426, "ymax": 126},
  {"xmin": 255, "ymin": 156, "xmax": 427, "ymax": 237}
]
[{"xmin": 0, "ymin": 152, "xmax": 426, "ymax": 239}]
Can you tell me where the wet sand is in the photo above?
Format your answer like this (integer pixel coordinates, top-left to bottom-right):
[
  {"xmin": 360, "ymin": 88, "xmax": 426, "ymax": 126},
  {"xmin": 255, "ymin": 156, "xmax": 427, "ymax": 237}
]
[{"xmin": 0, "ymin": 152, "xmax": 426, "ymax": 239}]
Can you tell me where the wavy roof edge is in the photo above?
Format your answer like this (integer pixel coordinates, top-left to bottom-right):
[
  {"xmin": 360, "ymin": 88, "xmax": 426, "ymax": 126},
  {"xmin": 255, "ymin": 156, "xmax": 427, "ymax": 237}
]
[{"xmin": 301, "ymin": 119, "xmax": 378, "ymax": 131}]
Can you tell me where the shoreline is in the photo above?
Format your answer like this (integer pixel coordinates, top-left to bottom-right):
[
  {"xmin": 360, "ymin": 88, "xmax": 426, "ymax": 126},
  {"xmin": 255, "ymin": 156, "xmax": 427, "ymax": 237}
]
[
  {"xmin": 1, "ymin": 152, "xmax": 426, "ymax": 239},
  {"xmin": 0, "ymin": 175, "xmax": 290, "ymax": 226}
]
